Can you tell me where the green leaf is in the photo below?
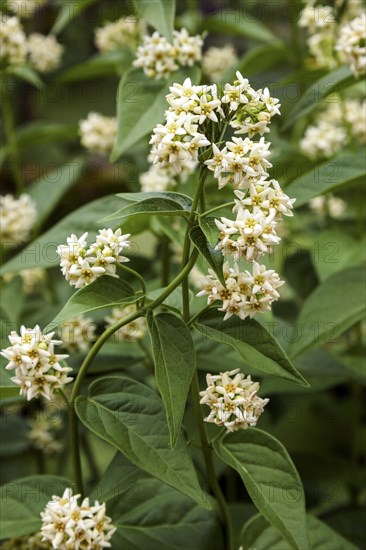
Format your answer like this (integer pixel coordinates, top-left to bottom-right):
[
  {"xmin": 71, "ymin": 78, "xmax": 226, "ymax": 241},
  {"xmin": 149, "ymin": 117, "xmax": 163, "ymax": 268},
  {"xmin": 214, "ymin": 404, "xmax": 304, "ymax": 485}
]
[
  {"xmin": 241, "ymin": 512, "xmax": 358, "ymax": 550},
  {"xmin": 203, "ymin": 12, "xmax": 277, "ymax": 43},
  {"xmin": 287, "ymin": 148, "xmax": 365, "ymax": 207},
  {"xmin": 0, "ymin": 276, "xmax": 23, "ymax": 323},
  {"xmin": 194, "ymin": 310, "xmax": 308, "ymax": 386},
  {"xmin": 10, "ymin": 65, "xmax": 43, "ymax": 88},
  {"xmin": 75, "ymin": 376, "xmax": 210, "ymax": 509},
  {"xmin": 28, "ymin": 158, "xmax": 84, "ymax": 227},
  {"xmin": 283, "ymin": 66, "xmax": 362, "ymax": 129},
  {"xmin": 101, "ymin": 192, "xmax": 192, "ymax": 222},
  {"xmin": 214, "ymin": 429, "xmax": 309, "ymax": 550},
  {"xmin": 15, "ymin": 121, "xmax": 78, "ymax": 149},
  {"xmin": 92, "ymin": 454, "xmax": 222, "ymax": 549},
  {"xmin": 222, "ymin": 41, "xmax": 288, "ymax": 82},
  {"xmin": 0, "ymin": 475, "xmax": 71, "ymax": 539},
  {"xmin": 134, "ymin": 0, "xmax": 176, "ymax": 41},
  {"xmin": 48, "ymin": 276, "xmax": 137, "ymax": 328},
  {"xmin": 0, "ymin": 386, "xmax": 22, "ymax": 400},
  {"xmin": 0, "ymin": 194, "xmax": 124, "ymax": 275},
  {"xmin": 198, "ymin": 216, "xmax": 219, "ymax": 246},
  {"xmin": 289, "ymin": 265, "xmax": 365, "ymax": 359},
  {"xmin": 51, "ymin": 0, "xmax": 97, "ymax": 35},
  {"xmin": 111, "ymin": 66, "xmax": 200, "ymax": 160},
  {"xmin": 58, "ymin": 50, "xmax": 134, "ymax": 82},
  {"xmin": 147, "ymin": 311, "xmax": 196, "ymax": 448},
  {"xmin": 189, "ymin": 225, "xmax": 224, "ymax": 286}
]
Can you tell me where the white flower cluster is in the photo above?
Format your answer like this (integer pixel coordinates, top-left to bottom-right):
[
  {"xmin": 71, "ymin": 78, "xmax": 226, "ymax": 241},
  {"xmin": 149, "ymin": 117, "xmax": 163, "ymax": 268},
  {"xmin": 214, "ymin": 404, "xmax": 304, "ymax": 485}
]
[
  {"xmin": 60, "ymin": 314, "xmax": 97, "ymax": 352},
  {"xmin": 40, "ymin": 488, "xmax": 116, "ymax": 549},
  {"xmin": 27, "ymin": 33, "xmax": 63, "ymax": 72},
  {"xmin": 0, "ymin": 193, "xmax": 37, "ymax": 246},
  {"xmin": 199, "ymin": 368, "xmax": 269, "ymax": 432},
  {"xmin": 309, "ymin": 194, "xmax": 346, "ymax": 218},
  {"xmin": 299, "ymin": 1, "xmax": 365, "ymax": 73},
  {"xmin": 3, "ymin": 267, "xmax": 46, "ymax": 294},
  {"xmin": 0, "ymin": 325, "xmax": 72, "ymax": 401},
  {"xmin": 300, "ymin": 120, "xmax": 346, "ymax": 159},
  {"xmin": 215, "ymin": 180, "xmax": 294, "ymax": 262},
  {"xmin": 29, "ymin": 414, "xmax": 63, "ymax": 454},
  {"xmin": 95, "ymin": 16, "xmax": 139, "ymax": 52},
  {"xmin": 197, "ymin": 261, "xmax": 284, "ymax": 320},
  {"xmin": 133, "ymin": 28, "xmax": 203, "ymax": 79},
  {"xmin": 57, "ymin": 228, "xmax": 130, "ymax": 289},
  {"xmin": 7, "ymin": 0, "xmax": 46, "ymax": 18},
  {"xmin": 139, "ymin": 163, "xmax": 176, "ymax": 192},
  {"xmin": 300, "ymin": 97, "xmax": 365, "ymax": 159},
  {"xmin": 79, "ymin": 112, "xmax": 117, "ymax": 156},
  {"xmin": 0, "ymin": 13, "xmax": 27, "ymax": 67},
  {"xmin": 336, "ymin": 13, "xmax": 366, "ymax": 76},
  {"xmin": 202, "ymin": 44, "xmax": 238, "ymax": 81},
  {"xmin": 104, "ymin": 304, "xmax": 146, "ymax": 342}
]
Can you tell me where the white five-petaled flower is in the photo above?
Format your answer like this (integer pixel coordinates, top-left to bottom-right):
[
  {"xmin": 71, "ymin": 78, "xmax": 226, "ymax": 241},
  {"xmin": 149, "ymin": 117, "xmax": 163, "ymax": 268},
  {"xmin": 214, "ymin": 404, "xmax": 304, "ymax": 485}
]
[
  {"xmin": 336, "ymin": 13, "xmax": 366, "ymax": 76},
  {"xmin": 0, "ymin": 325, "xmax": 72, "ymax": 401},
  {"xmin": 27, "ymin": 33, "xmax": 64, "ymax": 72},
  {"xmin": 0, "ymin": 13, "xmax": 27, "ymax": 67},
  {"xmin": 57, "ymin": 229, "xmax": 130, "ymax": 288},
  {"xmin": 199, "ymin": 369, "xmax": 269, "ymax": 432},
  {"xmin": 0, "ymin": 193, "xmax": 37, "ymax": 246},
  {"xmin": 79, "ymin": 112, "xmax": 117, "ymax": 156},
  {"xmin": 95, "ymin": 16, "xmax": 139, "ymax": 53},
  {"xmin": 40, "ymin": 488, "xmax": 116, "ymax": 549}
]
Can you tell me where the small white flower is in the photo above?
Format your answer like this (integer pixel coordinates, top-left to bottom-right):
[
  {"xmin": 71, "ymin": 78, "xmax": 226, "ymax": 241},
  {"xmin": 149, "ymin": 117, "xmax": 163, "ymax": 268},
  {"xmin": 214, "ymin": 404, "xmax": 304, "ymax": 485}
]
[
  {"xmin": 202, "ymin": 44, "xmax": 238, "ymax": 81},
  {"xmin": 0, "ymin": 13, "xmax": 26, "ymax": 67},
  {"xmin": 105, "ymin": 305, "xmax": 146, "ymax": 342},
  {"xmin": 95, "ymin": 17, "xmax": 139, "ymax": 52},
  {"xmin": 40, "ymin": 488, "xmax": 116, "ymax": 549},
  {"xmin": 139, "ymin": 164, "xmax": 176, "ymax": 192},
  {"xmin": 173, "ymin": 27, "xmax": 203, "ymax": 67},
  {"xmin": 79, "ymin": 112, "xmax": 117, "ymax": 156},
  {"xmin": 60, "ymin": 314, "xmax": 96, "ymax": 353},
  {"xmin": 336, "ymin": 13, "xmax": 366, "ymax": 76},
  {"xmin": 0, "ymin": 193, "xmax": 37, "ymax": 246},
  {"xmin": 300, "ymin": 120, "xmax": 346, "ymax": 159},
  {"xmin": 1, "ymin": 326, "xmax": 72, "ymax": 401},
  {"xmin": 27, "ymin": 33, "xmax": 64, "ymax": 72},
  {"xmin": 199, "ymin": 368, "xmax": 269, "ymax": 432},
  {"xmin": 299, "ymin": 5, "xmax": 335, "ymax": 32}
]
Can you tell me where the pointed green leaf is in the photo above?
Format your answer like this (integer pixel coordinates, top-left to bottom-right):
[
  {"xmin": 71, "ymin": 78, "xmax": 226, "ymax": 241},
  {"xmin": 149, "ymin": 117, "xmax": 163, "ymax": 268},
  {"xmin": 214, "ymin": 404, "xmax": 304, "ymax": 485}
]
[
  {"xmin": 283, "ymin": 66, "xmax": 363, "ymax": 129},
  {"xmin": 214, "ymin": 429, "xmax": 309, "ymax": 550},
  {"xmin": 203, "ymin": 12, "xmax": 276, "ymax": 43},
  {"xmin": 75, "ymin": 376, "xmax": 210, "ymax": 509},
  {"xmin": 134, "ymin": 0, "xmax": 176, "ymax": 41},
  {"xmin": 58, "ymin": 50, "xmax": 133, "ymax": 82},
  {"xmin": 194, "ymin": 309, "xmax": 308, "ymax": 386},
  {"xmin": 28, "ymin": 158, "xmax": 84, "ymax": 228},
  {"xmin": 189, "ymin": 225, "xmax": 224, "ymax": 286},
  {"xmin": 92, "ymin": 453, "xmax": 222, "ymax": 549},
  {"xmin": 198, "ymin": 216, "xmax": 219, "ymax": 246},
  {"xmin": 48, "ymin": 276, "xmax": 137, "ymax": 328},
  {"xmin": 0, "ymin": 476, "xmax": 71, "ymax": 539},
  {"xmin": 287, "ymin": 148, "xmax": 365, "ymax": 207},
  {"xmin": 241, "ymin": 512, "xmax": 358, "ymax": 550},
  {"xmin": 111, "ymin": 66, "xmax": 201, "ymax": 160},
  {"xmin": 147, "ymin": 311, "xmax": 196, "ymax": 448},
  {"xmin": 101, "ymin": 192, "xmax": 192, "ymax": 222},
  {"xmin": 289, "ymin": 265, "xmax": 365, "ymax": 359},
  {"xmin": 16, "ymin": 122, "xmax": 78, "ymax": 148},
  {"xmin": 51, "ymin": 0, "xmax": 97, "ymax": 35},
  {"xmin": 10, "ymin": 65, "xmax": 43, "ymax": 88}
]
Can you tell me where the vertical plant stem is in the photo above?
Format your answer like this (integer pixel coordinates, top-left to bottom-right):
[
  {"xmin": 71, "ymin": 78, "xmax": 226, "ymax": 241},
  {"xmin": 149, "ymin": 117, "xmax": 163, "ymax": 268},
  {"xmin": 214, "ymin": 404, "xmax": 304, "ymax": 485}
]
[
  {"xmin": 1, "ymin": 79, "xmax": 23, "ymax": 194},
  {"xmin": 160, "ymin": 235, "xmax": 170, "ymax": 287},
  {"xmin": 180, "ymin": 165, "xmax": 233, "ymax": 549}
]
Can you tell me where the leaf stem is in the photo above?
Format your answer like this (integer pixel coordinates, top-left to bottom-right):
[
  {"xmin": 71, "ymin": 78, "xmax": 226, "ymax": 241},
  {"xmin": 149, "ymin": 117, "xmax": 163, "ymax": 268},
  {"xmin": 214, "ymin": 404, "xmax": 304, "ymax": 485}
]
[
  {"xmin": 117, "ymin": 262, "xmax": 146, "ymax": 306},
  {"xmin": 68, "ymin": 249, "xmax": 199, "ymax": 495},
  {"xmin": 201, "ymin": 201, "xmax": 235, "ymax": 218}
]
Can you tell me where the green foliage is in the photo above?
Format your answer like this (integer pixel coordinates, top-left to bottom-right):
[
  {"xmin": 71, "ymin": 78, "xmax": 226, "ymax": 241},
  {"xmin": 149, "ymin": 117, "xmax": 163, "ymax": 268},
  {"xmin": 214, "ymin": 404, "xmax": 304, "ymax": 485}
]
[
  {"xmin": 0, "ymin": 476, "xmax": 71, "ymax": 539},
  {"xmin": 194, "ymin": 310, "xmax": 308, "ymax": 386},
  {"xmin": 147, "ymin": 311, "xmax": 196, "ymax": 448},
  {"xmin": 289, "ymin": 266, "xmax": 365, "ymax": 358},
  {"xmin": 214, "ymin": 430, "xmax": 309, "ymax": 549},
  {"xmin": 203, "ymin": 11, "xmax": 277, "ymax": 43},
  {"xmin": 58, "ymin": 50, "xmax": 134, "ymax": 82},
  {"xmin": 75, "ymin": 376, "xmax": 210, "ymax": 508},
  {"xmin": 101, "ymin": 192, "xmax": 193, "ymax": 222},
  {"xmin": 189, "ymin": 225, "xmax": 225, "ymax": 285},
  {"xmin": 49, "ymin": 276, "xmax": 137, "ymax": 327},
  {"xmin": 133, "ymin": 0, "xmax": 176, "ymax": 41},
  {"xmin": 240, "ymin": 513, "xmax": 358, "ymax": 550}
]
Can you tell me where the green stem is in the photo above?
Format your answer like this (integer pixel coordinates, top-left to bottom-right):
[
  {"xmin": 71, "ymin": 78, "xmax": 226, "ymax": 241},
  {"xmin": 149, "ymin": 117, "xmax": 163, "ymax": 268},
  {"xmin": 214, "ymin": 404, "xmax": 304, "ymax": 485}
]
[
  {"xmin": 160, "ymin": 235, "xmax": 170, "ymax": 287},
  {"xmin": 201, "ymin": 201, "xmax": 235, "ymax": 218},
  {"xmin": 191, "ymin": 372, "xmax": 233, "ymax": 550},
  {"xmin": 1, "ymin": 79, "xmax": 23, "ymax": 194},
  {"xmin": 118, "ymin": 262, "xmax": 146, "ymax": 306},
  {"xmin": 187, "ymin": 303, "xmax": 212, "ymax": 327},
  {"xmin": 69, "ymin": 249, "xmax": 199, "ymax": 495}
]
